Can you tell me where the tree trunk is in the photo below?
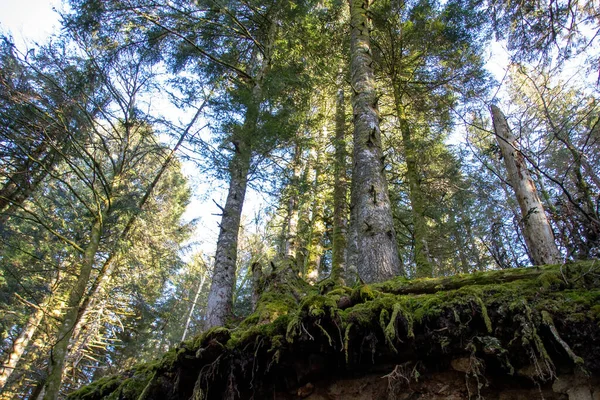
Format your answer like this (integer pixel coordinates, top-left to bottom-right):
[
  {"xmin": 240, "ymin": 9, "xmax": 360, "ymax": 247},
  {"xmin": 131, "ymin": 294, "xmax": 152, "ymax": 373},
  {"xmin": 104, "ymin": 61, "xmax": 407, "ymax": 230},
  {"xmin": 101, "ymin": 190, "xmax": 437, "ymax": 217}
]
[
  {"xmin": 182, "ymin": 269, "xmax": 208, "ymax": 342},
  {"xmin": 348, "ymin": 0, "xmax": 402, "ymax": 282},
  {"xmin": 280, "ymin": 142, "xmax": 302, "ymax": 260},
  {"xmin": 331, "ymin": 75, "xmax": 348, "ymax": 284},
  {"xmin": 395, "ymin": 100, "xmax": 433, "ymax": 277},
  {"xmin": 43, "ymin": 215, "xmax": 105, "ymax": 400},
  {"xmin": 205, "ymin": 137, "xmax": 252, "ymax": 328},
  {"xmin": 296, "ymin": 141, "xmax": 316, "ymax": 275},
  {"xmin": 491, "ymin": 105, "xmax": 561, "ymax": 265},
  {"xmin": 0, "ymin": 304, "xmax": 45, "ymax": 391},
  {"xmin": 305, "ymin": 128, "xmax": 326, "ymax": 282}
]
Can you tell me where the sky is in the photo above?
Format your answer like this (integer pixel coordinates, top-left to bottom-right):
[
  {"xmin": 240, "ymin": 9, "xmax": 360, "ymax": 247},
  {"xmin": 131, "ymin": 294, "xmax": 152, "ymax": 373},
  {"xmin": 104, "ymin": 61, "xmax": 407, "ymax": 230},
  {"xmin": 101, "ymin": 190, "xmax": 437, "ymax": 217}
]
[{"xmin": 0, "ymin": 0, "xmax": 62, "ymax": 46}]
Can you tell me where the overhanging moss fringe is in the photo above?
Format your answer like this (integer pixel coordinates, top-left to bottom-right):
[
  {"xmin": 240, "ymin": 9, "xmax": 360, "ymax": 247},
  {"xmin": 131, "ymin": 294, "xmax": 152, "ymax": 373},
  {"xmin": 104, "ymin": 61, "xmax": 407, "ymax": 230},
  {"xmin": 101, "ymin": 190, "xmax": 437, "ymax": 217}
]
[{"xmin": 68, "ymin": 260, "xmax": 600, "ymax": 400}]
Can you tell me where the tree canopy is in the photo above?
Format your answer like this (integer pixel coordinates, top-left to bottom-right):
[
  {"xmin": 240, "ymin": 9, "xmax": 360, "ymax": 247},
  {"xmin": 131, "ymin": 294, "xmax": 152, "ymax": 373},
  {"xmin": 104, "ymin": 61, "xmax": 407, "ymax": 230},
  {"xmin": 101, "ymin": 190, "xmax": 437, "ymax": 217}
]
[{"xmin": 0, "ymin": 0, "xmax": 599, "ymax": 398}]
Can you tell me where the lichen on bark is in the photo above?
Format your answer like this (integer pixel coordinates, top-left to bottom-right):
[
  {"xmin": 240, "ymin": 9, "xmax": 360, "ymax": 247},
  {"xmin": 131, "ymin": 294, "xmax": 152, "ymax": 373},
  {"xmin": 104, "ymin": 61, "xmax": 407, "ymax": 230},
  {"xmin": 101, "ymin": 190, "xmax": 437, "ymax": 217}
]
[{"xmin": 348, "ymin": 0, "xmax": 403, "ymax": 283}]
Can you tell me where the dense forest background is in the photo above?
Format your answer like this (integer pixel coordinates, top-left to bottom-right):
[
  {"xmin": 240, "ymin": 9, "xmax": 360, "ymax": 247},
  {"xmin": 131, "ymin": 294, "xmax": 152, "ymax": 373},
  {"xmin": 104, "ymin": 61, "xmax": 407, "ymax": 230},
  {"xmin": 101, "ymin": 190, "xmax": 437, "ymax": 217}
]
[{"xmin": 0, "ymin": 0, "xmax": 598, "ymax": 398}]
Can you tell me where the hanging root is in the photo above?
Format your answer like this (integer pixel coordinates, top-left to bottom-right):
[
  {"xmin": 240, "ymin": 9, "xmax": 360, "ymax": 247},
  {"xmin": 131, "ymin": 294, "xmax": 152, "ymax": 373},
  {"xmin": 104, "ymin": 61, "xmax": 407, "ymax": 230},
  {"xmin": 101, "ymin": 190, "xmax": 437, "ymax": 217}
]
[
  {"xmin": 465, "ymin": 342, "xmax": 487, "ymax": 400},
  {"xmin": 380, "ymin": 309, "xmax": 398, "ymax": 353},
  {"xmin": 344, "ymin": 323, "xmax": 354, "ymax": 363},
  {"xmin": 224, "ymin": 365, "xmax": 241, "ymax": 400},
  {"xmin": 315, "ymin": 319, "xmax": 334, "ymax": 347},
  {"xmin": 512, "ymin": 302, "xmax": 555, "ymax": 381},
  {"xmin": 191, "ymin": 372, "xmax": 205, "ymax": 400},
  {"xmin": 472, "ymin": 295, "xmax": 492, "ymax": 333},
  {"xmin": 382, "ymin": 362, "xmax": 420, "ymax": 399},
  {"xmin": 194, "ymin": 354, "xmax": 223, "ymax": 399},
  {"xmin": 541, "ymin": 311, "xmax": 585, "ymax": 367}
]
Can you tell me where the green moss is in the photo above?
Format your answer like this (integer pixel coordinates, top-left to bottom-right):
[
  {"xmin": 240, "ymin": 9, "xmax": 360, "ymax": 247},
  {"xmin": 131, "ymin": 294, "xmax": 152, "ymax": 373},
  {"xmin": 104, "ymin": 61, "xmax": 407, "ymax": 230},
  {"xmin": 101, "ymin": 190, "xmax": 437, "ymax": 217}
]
[
  {"xmin": 70, "ymin": 260, "xmax": 600, "ymax": 399},
  {"xmin": 379, "ymin": 309, "xmax": 396, "ymax": 353},
  {"xmin": 68, "ymin": 365, "xmax": 156, "ymax": 400},
  {"xmin": 350, "ymin": 284, "xmax": 375, "ymax": 304},
  {"xmin": 537, "ymin": 271, "xmax": 563, "ymax": 290},
  {"xmin": 285, "ymin": 311, "xmax": 302, "ymax": 343},
  {"xmin": 391, "ymin": 301, "xmax": 414, "ymax": 339},
  {"xmin": 590, "ymin": 305, "xmax": 600, "ymax": 319},
  {"xmin": 327, "ymin": 287, "xmax": 352, "ymax": 297},
  {"xmin": 67, "ymin": 374, "xmax": 122, "ymax": 400},
  {"xmin": 298, "ymin": 294, "xmax": 338, "ymax": 318}
]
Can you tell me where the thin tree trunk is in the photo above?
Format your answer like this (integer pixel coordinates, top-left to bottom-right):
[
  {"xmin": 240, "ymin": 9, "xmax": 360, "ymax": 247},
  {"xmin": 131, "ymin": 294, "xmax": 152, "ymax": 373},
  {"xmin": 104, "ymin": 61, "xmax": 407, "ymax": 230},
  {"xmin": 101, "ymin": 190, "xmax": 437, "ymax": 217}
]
[
  {"xmin": 280, "ymin": 142, "xmax": 302, "ymax": 260},
  {"xmin": 182, "ymin": 270, "xmax": 208, "ymax": 342},
  {"xmin": 348, "ymin": 0, "xmax": 402, "ymax": 282},
  {"xmin": 395, "ymin": 101, "xmax": 433, "ymax": 277},
  {"xmin": 0, "ymin": 305, "xmax": 45, "ymax": 391},
  {"xmin": 43, "ymin": 214, "xmax": 105, "ymax": 400},
  {"xmin": 331, "ymin": 75, "xmax": 348, "ymax": 284},
  {"xmin": 296, "ymin": 141, "xmax": 316, "ymax": 275},
  {"xmin": 305, "ymin": 128, "xmax": 326, "ymax": 282},
  {"xmin": 251, "ymin": 262, "xmax": 263, "ymax": 310},
  {"xmin": 491, "ymin": 105, "xmax": 561, "ymax": 265}
]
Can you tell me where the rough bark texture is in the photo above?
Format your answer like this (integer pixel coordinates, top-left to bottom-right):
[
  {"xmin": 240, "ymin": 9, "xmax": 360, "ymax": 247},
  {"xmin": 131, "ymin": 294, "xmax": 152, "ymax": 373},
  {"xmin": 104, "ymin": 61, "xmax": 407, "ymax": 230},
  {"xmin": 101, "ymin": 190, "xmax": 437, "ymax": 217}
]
[
  {"xmin": 491, "ymin": 105, "xmax": 561, "ymax": 265},
  {"xmin": 205, "ymin": 139, "xmax": 252, "ymax": 328},
  {"xmin": 331, "ymin": 78, "xmax": 348, "ymax": 284},
  {"xmin": 205, "ymin": 18, "xmax": 274, "ymax": 327},
  {"xmin": 43, "ymin": 215, "xmax": 105, "ymax": 400},
  {"xmin": 348, "ymin": 0, "xmax": 402, "ymax": 283}
]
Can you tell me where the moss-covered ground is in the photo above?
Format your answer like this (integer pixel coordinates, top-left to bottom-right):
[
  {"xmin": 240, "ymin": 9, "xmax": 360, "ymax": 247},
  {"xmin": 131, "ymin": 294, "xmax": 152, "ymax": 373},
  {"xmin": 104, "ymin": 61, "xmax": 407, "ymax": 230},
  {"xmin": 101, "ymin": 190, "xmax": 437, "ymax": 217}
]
[{"xmin": 68, "ymin": 260, "xmax": 600, "ymax": 400}]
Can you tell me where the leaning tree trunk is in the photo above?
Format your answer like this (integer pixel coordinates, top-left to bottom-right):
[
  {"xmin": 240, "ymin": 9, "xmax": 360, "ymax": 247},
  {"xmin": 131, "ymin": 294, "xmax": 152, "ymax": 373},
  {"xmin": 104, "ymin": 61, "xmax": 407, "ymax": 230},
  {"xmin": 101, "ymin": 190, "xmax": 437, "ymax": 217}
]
[
  {"xmin": 348, "ymin": 0, "xmax": 402, "ymax": 282},
  {"xmin": 331, "ymin": 75, "xmax": 348, "ymax": 284},
  {"xmin": 491, "ymin": 105, "xmax": 561, "ymax": 265},
  {"xmin": 205, "ymin": 137, "xmax": 252, "ymax": 329},
  {"xmin": 182, "ymin": 268, "xmax": 208, "ymax": 342},
  {"xmin": 43, "ymin": 214, "xmax": 106, "ymax": 400},
  {"xmin": 0, "ymin": 303, "xmax": 46, "ymax": 391}
]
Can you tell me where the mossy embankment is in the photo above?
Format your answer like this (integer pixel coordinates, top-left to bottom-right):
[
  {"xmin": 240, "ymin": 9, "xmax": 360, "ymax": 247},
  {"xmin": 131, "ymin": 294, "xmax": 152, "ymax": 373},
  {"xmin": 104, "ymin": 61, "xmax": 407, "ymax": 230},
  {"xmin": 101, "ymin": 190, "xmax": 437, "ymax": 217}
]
[{"xmin": 68, "ymin": 260, "xmax": 600, "ymax": 400}]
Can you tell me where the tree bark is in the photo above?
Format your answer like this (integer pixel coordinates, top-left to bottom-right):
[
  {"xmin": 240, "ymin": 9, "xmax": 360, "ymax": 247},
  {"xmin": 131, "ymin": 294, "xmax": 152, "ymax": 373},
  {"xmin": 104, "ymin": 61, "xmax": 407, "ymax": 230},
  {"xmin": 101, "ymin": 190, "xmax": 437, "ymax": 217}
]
[
  {"xmin": 280, "ymin": 142, "xmax": 302, "ymax": 260},
  {"xmin": 395, "ymin": 101, "xmax": 433, "ymax": 278},
  {"xmin": 205, "ymin": 137, "xmax": 252, "ymax": 328},
  {"xmin": 348, "ymin": 0, "xmax": 402, "ymax": 283},
  {"xmin": 182, "ymin": 269, "xmax": 207, "ymax": 342},
  {"xmin": 331, "ymin": 76, "xmax": 348, "ymax": 284},
  {"xmin": 0, "ymin": 304, "xmax": 45, "ymax": 391},
  {"xmin": 43, "ymin": 214, "xmax": 105, "ymax": 400},
  {"xmin": 491, "ymin": 105, "xmax": 561, "ymax": 265},
  {"xmin": 305, "ymin": 128, "xmax": 326, "ymax": 282}
]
